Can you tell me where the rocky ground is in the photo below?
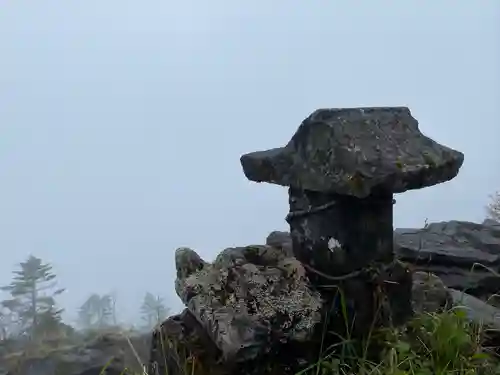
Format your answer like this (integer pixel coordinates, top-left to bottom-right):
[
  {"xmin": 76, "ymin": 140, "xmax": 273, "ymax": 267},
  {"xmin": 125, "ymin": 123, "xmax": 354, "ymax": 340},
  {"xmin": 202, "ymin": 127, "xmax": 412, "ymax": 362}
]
[{"xmin": 0, "ymin": 328, "xmax": 150, "ymax": 375}]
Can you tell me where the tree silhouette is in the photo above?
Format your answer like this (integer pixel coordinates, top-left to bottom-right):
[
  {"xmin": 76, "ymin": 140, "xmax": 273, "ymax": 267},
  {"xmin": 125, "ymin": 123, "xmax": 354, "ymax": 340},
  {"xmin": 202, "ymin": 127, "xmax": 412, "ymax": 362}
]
[
  {"xmin": 140, "ymin": 292, "xmax": 169, "ymax": 330},
  {"xmin": 108, "ymin": 290, "xmax": 118, "ymax": 326},
  {"xmin": 0, "ymin": 255, "xmax": 65, "ymax": 339},
  {"xmin": 78, "ymin": 293, "xmax": 113, "ymax": 329},
  {"xmin": 487, "ymin": 190, "xmax": 500, "ymax": 222},
  {"xmin": 0, "ymin": 307, "xmax": 12, "ymax": 339}
]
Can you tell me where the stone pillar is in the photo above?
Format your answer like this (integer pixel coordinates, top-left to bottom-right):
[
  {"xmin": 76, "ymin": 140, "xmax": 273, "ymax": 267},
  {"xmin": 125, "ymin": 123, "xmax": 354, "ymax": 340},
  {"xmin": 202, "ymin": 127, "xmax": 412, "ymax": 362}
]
[
  {"xmin": 286, "ymin": 187, "xmax": 394, "ymax": 283},
  {"xmin": 285, "ymin": 186, "xmax": 412, "ymax": 336}
]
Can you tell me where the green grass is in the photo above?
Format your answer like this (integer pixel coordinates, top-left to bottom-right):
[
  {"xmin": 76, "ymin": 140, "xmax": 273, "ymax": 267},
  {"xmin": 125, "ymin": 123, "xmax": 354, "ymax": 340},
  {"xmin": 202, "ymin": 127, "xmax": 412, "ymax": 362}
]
[
  {"xmin": 132, "ymin": 306, "xmax": 500, "ymax": 375},
  {"xmin": 301, "ymin": 308, "xmax": 499, "ymax": 375}
]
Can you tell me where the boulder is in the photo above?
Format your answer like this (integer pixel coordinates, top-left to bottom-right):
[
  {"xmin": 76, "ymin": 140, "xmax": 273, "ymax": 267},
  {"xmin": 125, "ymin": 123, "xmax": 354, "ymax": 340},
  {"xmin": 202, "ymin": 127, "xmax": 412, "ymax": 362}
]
[
  {"xmin": 153, "ymin": 245, "xmax": 322, "ymax": 374},
  {"xmin": 411, "ymin": 271, "xmax": 452, "ymax": 314}
]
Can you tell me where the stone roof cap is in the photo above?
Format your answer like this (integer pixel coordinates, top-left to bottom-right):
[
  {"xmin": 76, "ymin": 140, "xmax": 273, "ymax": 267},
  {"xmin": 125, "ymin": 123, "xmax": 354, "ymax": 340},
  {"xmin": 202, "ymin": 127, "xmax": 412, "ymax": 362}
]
[{"xmin": 240, "ymin": 107, "xmax": 464, "ymax": 198}]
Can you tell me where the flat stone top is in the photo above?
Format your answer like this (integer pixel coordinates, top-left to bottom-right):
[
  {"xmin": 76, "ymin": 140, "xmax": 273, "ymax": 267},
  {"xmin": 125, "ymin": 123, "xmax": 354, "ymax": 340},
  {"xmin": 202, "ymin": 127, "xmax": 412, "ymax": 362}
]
[{"xmin": 240, "ymin": 107, "xmax": 464, "ymax": 198}]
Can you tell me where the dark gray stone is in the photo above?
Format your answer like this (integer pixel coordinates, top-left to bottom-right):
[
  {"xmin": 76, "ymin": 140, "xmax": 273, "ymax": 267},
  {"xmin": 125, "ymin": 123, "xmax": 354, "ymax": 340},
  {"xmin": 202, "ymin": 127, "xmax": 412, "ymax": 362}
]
[
  {"xmin": 284, "ymin": 186, "xmax": 412, "ymax": 337},
  {"xmin": 240, "ymin": 107, "xmax": 464, "ymax": 198},
  {"xmin": 395, "ymin": 221, "xmax": 500, "ymax": 267}
]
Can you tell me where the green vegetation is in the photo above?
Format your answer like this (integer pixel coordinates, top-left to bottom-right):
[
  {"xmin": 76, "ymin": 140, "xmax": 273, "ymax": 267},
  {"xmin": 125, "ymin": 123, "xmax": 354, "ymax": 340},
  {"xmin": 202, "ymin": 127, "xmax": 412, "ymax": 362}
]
[
  {"xmin": 300, "ymin": 308, "xmax": 500, "ymax": 375},
  {"xmin": 142, "ymin": 307, "xmax": 500, "ymax": 375}
]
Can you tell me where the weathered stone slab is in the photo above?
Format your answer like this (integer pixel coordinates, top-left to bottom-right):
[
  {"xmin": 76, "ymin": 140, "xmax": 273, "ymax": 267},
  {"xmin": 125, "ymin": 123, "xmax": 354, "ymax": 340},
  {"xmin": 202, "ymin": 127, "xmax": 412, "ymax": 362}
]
[
  {"xmin": 394, "ymin": 221, "xmax": 500, "ymax": 267},
  {"xmin": 241, "ymin": 107, "xmax": 464, "ymax": 198},
  {"xmin": 395, "ymin": 220, "xmax": 500, "ymax": 297}
]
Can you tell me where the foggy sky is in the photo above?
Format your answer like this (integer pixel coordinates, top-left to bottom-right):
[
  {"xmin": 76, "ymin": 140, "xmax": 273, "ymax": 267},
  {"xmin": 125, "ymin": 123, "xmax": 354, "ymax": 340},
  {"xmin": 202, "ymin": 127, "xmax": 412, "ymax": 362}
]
[{"xmin": 1, "ymin": 1, "xmax": 499, "ymax": 324}]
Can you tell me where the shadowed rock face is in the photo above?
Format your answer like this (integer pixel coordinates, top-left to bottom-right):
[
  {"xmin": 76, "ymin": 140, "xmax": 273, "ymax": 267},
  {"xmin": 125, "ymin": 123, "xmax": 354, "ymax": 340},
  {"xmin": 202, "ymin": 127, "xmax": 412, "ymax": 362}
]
[{"xmin": 241, "ymin": 107, "xmax": 464, "ymax": 198}]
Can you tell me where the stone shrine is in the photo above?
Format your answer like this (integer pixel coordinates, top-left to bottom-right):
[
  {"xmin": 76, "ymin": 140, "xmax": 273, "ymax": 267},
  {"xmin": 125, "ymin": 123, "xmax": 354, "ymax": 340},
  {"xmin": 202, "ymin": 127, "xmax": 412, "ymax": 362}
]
[{"xmin": 240, "ymin": 107, "xmax": 464, "ymax": 334}]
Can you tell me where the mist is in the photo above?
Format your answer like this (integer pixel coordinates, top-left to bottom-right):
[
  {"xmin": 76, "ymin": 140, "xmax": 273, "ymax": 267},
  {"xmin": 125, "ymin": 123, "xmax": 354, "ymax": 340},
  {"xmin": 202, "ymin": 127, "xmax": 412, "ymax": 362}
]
[{"xmin": 0, "ymin": 1, "xmax": 499, "ymax": 327}]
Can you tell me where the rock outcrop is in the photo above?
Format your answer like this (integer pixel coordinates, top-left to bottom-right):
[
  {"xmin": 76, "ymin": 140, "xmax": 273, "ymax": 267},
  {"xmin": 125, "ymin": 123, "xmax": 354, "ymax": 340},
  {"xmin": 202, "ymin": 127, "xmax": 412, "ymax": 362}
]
[{"xmin": 395, "ymin": 220, "xmax": 500, "ymax": 298}]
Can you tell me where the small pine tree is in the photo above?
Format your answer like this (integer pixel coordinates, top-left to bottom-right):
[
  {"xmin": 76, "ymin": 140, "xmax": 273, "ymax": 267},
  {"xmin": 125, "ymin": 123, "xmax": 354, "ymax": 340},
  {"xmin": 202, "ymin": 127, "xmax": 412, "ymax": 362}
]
[{"xmin": 0, "ymin": 255, "xmax": 65, "ymax": 339}]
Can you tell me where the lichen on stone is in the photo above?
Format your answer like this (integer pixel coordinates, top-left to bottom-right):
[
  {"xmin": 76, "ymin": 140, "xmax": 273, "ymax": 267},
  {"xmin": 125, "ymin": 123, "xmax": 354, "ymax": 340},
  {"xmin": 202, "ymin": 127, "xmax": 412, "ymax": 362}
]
[{"xmin": 174, "ymin": 245, "xmax": 322, "ymax": 363}]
